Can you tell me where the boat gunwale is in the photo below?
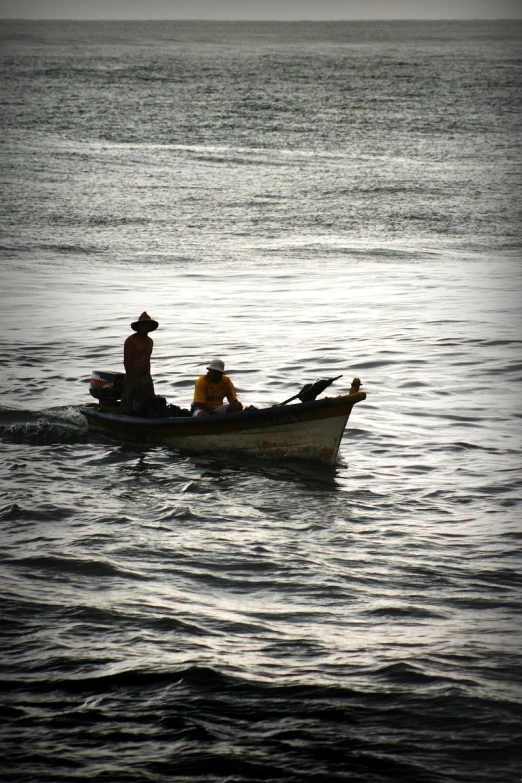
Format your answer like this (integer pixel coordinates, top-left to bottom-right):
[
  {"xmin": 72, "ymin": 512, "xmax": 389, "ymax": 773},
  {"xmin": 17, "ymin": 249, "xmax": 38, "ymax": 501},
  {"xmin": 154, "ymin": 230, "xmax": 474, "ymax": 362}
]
[{"xmin": 80, "ymin": 392, "xmax": 366, "ymax": 433}]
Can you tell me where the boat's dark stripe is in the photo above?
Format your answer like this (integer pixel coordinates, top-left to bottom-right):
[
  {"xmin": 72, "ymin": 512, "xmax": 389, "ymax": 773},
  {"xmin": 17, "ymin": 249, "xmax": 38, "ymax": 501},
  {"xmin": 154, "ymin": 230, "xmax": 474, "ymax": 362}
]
[{"xmin": 80, "ymin": 393, "xmax": 365, "ymax": 438}]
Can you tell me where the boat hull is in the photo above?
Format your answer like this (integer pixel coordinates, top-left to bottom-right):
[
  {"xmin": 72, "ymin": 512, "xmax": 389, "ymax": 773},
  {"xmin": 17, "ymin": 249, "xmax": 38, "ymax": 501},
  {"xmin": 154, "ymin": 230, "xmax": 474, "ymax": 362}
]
[{"xmin": 80, "ymin": 392, "xmax": 365, "ymax": 464}]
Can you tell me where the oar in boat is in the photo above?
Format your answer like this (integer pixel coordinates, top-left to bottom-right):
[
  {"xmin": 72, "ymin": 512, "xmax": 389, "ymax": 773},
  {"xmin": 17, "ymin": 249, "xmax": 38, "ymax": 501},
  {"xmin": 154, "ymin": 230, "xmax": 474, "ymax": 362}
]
[{"xmin": 280, "ymin": 375, "xmax": 343, "ymax": 406}]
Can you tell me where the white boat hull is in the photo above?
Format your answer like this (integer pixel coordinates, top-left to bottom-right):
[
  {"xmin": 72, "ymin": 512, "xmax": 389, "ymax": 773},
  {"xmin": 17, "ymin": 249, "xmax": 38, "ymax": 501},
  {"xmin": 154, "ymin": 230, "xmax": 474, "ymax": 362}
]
[
  {"xmin": 81, "ymin": 392, "xmax": 365, "ymax": 465},
  {"xmin": 151, "ymin": 411, "xmax": 349, "ymax": 463}
]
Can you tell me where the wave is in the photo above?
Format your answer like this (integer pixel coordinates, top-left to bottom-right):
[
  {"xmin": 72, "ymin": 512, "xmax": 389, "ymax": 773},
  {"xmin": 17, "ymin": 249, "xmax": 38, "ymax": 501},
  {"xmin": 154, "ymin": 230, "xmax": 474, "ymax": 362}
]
[
  {"xmin": 1, "ymin": 662, "xmax": 520, "ymax": 782},
  {"xmin": 0, "ymin": 406, "xmax": 87, "ymax": 446},
  {"xmin": 0, "ymin": 419, "xmax": 87, "ymax": 446},
  {"xmin": 8, "ymin": 554, "xmax": 149, "ymax": 580}
]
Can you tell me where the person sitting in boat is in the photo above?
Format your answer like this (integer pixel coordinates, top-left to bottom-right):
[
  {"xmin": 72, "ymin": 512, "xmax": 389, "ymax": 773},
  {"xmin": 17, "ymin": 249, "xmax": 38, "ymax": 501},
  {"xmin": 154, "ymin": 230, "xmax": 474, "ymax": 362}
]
[
  {"xmin": 191, "ymin": 359, "xmax": 243, "ymax": 417},
  {"xmin": 119, "ymin": 311, "xmax": 158, "ymax": 415}
]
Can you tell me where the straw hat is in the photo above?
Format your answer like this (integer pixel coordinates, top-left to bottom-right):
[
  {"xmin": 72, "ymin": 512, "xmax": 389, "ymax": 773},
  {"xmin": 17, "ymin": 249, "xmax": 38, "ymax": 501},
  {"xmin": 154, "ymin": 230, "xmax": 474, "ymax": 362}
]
[{"xmin": 131, "ymin": 312, "xmax": 158, "ymax": 332}]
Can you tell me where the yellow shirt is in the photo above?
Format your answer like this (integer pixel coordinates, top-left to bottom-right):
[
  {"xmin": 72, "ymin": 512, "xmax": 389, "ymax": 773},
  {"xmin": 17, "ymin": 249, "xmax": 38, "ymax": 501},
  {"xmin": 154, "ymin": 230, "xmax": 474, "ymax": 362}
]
[{"xmin": 193, "ymin": 374, "xmax": 237, "ymax": 410}]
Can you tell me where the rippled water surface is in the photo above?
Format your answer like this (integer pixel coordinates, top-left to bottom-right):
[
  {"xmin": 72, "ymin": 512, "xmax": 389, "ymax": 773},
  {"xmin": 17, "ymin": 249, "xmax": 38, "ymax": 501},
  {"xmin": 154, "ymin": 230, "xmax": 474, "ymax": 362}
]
[{"xmin": 1, "ymin": 19, "xmax": 522, "ymax": 783}]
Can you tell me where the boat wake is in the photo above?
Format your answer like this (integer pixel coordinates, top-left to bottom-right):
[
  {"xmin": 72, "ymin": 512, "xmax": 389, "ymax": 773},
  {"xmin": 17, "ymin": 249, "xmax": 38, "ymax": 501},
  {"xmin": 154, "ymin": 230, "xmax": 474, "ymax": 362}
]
[{"xmin": 0, "ymin": 405, "xmax": 88, "ymax": 446}]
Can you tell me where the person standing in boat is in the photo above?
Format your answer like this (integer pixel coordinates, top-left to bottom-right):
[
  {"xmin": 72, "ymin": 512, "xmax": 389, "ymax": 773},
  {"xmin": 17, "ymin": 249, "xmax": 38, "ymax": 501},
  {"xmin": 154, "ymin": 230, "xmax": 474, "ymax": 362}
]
[
  {"xmin": 119, "ymin": 311, "xmax": 158, "ymax": 414},
  {"xmin": 191, "ymin": 359, "xmax": 243, "ymax": 416}
]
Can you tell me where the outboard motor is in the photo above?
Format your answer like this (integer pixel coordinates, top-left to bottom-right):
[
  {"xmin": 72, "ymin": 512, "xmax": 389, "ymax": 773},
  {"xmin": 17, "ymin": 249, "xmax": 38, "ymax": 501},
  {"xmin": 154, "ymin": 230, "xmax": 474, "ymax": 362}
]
[{"xmin": 89, "ymin": 371, "xmax": 125, "ymax": 405}]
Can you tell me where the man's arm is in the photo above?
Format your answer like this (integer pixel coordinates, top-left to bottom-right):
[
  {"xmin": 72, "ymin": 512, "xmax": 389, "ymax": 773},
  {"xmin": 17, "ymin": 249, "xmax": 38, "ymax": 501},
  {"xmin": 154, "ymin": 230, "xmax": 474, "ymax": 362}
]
[
  {"xmin": 123, "ymin": 335, "xmax": 134, "ymax": 374},
  {"xmin": 225, "ymin": 377, "xmax": 238, "ymax": 403}
]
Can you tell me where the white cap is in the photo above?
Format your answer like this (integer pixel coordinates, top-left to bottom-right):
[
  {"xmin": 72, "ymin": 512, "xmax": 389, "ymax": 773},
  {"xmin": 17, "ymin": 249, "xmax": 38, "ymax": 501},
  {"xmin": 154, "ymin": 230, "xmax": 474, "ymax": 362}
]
[{"xmin": 206, "ymin": 358, "xmax": 225, "ymax": 373}]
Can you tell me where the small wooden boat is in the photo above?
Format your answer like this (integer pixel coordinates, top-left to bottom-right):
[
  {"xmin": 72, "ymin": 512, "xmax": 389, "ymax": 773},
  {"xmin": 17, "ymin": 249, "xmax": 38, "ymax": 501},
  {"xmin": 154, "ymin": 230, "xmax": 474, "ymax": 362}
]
[{"xmin": 80, "ymin": 378, "xmax": 365, "ymax": 465}]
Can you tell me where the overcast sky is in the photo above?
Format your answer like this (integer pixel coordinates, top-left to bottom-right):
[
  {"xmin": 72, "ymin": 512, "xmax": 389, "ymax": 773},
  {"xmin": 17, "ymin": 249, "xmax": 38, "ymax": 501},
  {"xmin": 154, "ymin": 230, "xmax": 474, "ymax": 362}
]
[{"xmin": 1, "ymin": 0, "xmax": 521, "ymax": 20}]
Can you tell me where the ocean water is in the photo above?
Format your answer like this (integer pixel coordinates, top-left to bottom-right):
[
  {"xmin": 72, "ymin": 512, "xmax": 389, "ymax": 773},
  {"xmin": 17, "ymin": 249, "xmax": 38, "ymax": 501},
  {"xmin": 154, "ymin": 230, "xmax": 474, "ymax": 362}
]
[{"xmin": 1, "ymin": 19, "xmax": 522, "ymax": 783}]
